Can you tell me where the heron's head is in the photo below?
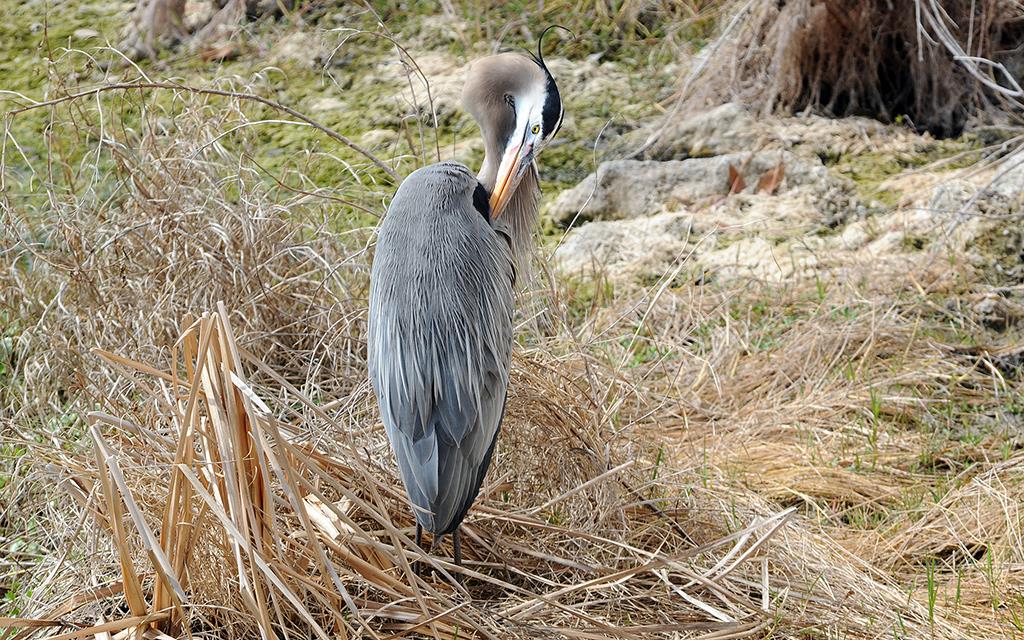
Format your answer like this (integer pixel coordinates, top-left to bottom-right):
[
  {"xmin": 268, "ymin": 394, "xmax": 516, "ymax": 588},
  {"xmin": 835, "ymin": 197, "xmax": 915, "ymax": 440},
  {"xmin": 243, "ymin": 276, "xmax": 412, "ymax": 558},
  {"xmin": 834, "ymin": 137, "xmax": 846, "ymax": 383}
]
[{"xmin": 462, "ymin": 36, "xmax": 564, "ymax": 219}]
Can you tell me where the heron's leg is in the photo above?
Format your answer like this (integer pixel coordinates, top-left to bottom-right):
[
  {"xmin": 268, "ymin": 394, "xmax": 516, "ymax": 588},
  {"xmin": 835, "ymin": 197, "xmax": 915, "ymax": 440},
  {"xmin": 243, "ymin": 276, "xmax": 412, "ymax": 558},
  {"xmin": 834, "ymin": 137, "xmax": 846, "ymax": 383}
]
[
  {"xmin": 414, "ymin": 523, "xmax": 423, "ymax": 576},
  {"xmin": 453, "ymin": 527, "xmax": 463, "ymax": 584}
]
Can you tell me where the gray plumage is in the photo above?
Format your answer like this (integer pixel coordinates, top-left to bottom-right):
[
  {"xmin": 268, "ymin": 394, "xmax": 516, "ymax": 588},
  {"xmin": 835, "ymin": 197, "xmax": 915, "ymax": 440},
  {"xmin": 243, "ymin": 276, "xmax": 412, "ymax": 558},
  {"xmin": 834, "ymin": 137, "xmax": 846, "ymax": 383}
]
[
  {"xmin": 492, "ymin": 162, "xmax": 540, "ymax": 276},
  {"xmin": 368, "ymin": 162, "xmax": 514, "ymax": 536},
  {"xmin": 367, "ymin": 49, "xmax": 563, "ymax": 559}
]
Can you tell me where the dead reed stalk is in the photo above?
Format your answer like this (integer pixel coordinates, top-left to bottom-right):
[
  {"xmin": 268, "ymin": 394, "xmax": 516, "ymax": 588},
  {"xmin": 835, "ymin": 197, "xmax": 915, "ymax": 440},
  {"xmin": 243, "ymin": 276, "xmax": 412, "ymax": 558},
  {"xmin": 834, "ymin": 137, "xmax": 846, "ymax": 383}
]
[{"xmin": 13, "ymin": 304, "xmax": 809, "ymax": 638}]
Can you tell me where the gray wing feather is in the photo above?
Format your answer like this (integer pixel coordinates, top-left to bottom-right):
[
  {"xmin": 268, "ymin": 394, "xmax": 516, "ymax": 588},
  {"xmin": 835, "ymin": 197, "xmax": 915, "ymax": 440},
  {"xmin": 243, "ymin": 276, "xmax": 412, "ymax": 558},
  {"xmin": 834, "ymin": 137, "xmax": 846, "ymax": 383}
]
[{"xmin": 368, "ymin": 162, "xmax": 514, "ymax": 535}]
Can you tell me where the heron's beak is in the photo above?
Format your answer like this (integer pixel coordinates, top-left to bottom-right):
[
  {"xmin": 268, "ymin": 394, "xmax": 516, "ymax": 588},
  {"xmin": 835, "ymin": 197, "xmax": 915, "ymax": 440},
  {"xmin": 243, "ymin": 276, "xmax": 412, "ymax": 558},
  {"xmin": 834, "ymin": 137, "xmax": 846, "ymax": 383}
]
[{"xmin": 489, "ymin": 140, "xmax": 534, "ymax": 220}]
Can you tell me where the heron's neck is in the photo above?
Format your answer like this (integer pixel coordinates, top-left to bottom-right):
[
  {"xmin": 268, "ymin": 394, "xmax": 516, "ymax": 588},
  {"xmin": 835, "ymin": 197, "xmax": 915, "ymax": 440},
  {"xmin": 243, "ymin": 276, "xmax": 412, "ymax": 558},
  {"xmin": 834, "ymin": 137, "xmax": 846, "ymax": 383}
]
[
  {"xmin": 479, "ymin": 152, "xmax": 499, "ymax": 195},
  {"xmin": 482, "ymin": 163, "xmax": 539, "ymax": 278}
]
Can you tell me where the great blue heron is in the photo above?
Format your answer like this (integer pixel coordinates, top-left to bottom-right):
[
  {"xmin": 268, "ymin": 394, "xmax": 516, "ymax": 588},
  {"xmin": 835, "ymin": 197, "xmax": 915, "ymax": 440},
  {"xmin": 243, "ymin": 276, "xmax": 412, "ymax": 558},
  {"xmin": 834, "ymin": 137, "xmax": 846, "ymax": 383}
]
[{"xmin": 368, "ymin": 45, "xmax": 563, "ymax": 575}]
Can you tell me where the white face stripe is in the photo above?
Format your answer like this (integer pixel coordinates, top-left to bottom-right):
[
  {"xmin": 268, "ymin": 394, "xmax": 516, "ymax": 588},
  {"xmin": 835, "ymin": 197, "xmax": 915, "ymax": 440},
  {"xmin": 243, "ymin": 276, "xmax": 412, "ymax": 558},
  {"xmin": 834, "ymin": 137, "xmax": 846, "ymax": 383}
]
[{"xmin": 510, "ymin": 84, "xmax": 547, "ymax": 148}]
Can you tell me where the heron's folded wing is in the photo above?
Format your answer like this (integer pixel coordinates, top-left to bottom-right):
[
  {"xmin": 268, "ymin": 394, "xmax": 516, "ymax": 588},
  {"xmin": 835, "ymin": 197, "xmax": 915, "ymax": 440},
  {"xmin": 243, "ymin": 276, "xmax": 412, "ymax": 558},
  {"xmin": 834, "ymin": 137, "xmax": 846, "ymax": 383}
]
[{"xmin": 369, "ymin": 223, "xmax": 514, "ymax": 532}]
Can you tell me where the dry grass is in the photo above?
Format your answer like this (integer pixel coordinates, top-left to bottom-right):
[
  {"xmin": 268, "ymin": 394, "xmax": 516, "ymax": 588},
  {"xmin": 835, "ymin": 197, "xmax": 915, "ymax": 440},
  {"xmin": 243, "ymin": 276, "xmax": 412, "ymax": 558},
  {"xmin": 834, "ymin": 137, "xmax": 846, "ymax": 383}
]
[
  {"xmin": 675, "ymin": 0, "xmax": 1024, "ymax": 137},
  {"xmin": 2, "ymin": 28, "xmax": 1024, "ymax": 640}
]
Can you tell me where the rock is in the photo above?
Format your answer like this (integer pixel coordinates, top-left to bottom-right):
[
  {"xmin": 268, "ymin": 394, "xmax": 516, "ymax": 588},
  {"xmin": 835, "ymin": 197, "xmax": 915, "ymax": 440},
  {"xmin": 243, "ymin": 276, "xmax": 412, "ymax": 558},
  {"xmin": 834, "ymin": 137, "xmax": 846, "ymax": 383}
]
[
  {"xmin": 184, "ymin": 0, "xmax": 216, "ymax": 30},
  {"xmin": 701, "ymin": 235, "xmax": 819, "ymax": 283},
  {"xmin": 549, "ymin": 109, "xmax": 1017, "ymax": 289},
  {"xmin": 548, "ymin": 151, "xmax": 833, "ymax": 226},
  {"xmin": 839, "ymin": 223, "xmax": 871, "ymax": 249},
  {"xmin": 971, "ymin": 293, "xmax": 1023, "ymax": 330},
  {"xmin": 819, "ymin": 185, "xmax": 868, "ymax": 229},
  {"xmin": 378, "ymin": 52, "xmax": 467, "ymax": 128},
  {"xmin": 410, "ymin": 53, "xmax": 465, "ymax": 126},
  {"xmin": 554, "ymin": 212, "xmax": 699, "ymax": 281},
  {"xmin": 988, "ymin": 161, "xmax": 1024, "ymax": 201},
  {"xmin": 550, "ymin": 162, "xmax": 928, "ymax": 287},
  {"xmin": 904, "ymin": 160, "xmax": 1024, "ymax": 228},
  {"xmin": 913, "ymin": 174, "xmax": 1019, "ymax": 271},
  {"xmin": 866, "ymin": 230, "xmax": 907, "ymax": 255},
  {"xmin": 643, "ymin": 103, "xmax": 758, "ymax": 160},
  {"xmin": 417, "ymin": 14, "xmax": 468, "ymax": 45},
  {"xmin": 309, "ymin": 97, "xmax": 345, "ymax": 114},
  {"xmin": 270, "ymin": 32, "xmax": 329, "ymax": 67},
  {"xmin": 926, "ymin": 178, "xmax": 979, "ymax": 218},
  {"xmin": 642, "ymin": 104, "xmax": 944, "ymax": 167},
  {"xmin": 974, "ymin": 293, "xmax": 1002, "ymax": 318},
  {"xmin": 360, "ymin": 129, "xmax": 397, "ymax": 149},
  {"xmin": 763, "ymin": 114, "xmax": 902, "ymax": 159}
]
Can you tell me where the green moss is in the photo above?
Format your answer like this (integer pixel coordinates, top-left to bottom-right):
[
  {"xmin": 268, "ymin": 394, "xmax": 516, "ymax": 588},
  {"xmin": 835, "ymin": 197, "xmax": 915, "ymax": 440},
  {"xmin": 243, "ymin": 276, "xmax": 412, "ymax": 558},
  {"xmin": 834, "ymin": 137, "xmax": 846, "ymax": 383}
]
[
  {"xmin": 901, "ymin": 234, "xmax": 928, "ymax": 251},
  {"xmin": 539, "ymin": 141, "xmax": 596, "ymax": 193},
  {"xmin": 830, "ymin": 137, "xmax": 985, "ymax": 210},
  {"xmin": 440, "ymin": 0, "xmax": 711, "ymax": 65},
  {"xmin": 832, "ymin": 153, "xmax": 901, "ymax": 207},
  {"xmin": 3, "ymin": 3, "xmax": 682, "ymax": 232},
  {"xmin": 0, "ymin": 1, "xmax": 122, "ymax": 170},
  {"xmin": 972, "ymin": 223, "xmax": 1024, "ymax": 285}
]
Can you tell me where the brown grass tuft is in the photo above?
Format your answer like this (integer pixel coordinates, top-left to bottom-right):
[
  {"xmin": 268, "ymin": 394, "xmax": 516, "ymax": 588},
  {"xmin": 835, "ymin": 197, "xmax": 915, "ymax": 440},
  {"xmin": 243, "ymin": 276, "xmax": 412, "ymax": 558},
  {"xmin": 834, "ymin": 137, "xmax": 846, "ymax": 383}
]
[
  {"xmin": 2, "ymin": 41, "xmax": 1024, "ymax": 640},
  {"xmin": 676, "ymin": 0, "xmax": 1024, "ymax": 137}
]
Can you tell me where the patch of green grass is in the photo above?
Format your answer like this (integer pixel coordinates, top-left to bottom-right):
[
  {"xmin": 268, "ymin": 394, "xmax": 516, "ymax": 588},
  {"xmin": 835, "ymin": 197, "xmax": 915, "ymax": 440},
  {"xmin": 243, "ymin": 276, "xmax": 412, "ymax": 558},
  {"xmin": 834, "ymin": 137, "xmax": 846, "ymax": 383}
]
[
  {"xmin": 445, "ymin": 0, "xmax": 714, "ymax": 66},
  {"xmin": 0, "ymin": 442, "xmax": 27, "ymax": 490},
  {"xmin": 4, "ymin": 2, "xmax": 684, "ymax": 230},
  {"xmin": 2, "ymin": 580, "xmax": 26, "ymax": 616},
  {"xmin": 561, "ymin": 271, "xmax": 615, "ymax": 325},
  {"xmin": 620, "ymin": 330, "xmax": 668, "ymax": 366},
  {"xmin": 0, "ymin": 439, "xmax": 31, "ymax": 617},
  {"xmin": 842, "ymin": 504, "xmax": 889, "ymax": 530},
  {"xmin": 901, "ymin": 234, "xmax": 928, "ymax": 251},
  {"xmin": 830, "ymin": 137, "xmax": 983, "ymax": 210},
  {"xmin": 0, "ymin": 1, "xmax": 122, "ymax": 174}
]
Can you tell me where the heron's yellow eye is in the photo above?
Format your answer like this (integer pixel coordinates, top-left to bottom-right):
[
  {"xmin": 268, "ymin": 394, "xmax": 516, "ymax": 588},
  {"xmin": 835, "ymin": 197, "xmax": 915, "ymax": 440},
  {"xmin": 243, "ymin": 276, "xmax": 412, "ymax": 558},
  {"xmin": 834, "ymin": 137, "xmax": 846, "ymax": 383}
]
[{"xmin": 531, "ymin": 124, "xmax": 541, "ymax": 135}]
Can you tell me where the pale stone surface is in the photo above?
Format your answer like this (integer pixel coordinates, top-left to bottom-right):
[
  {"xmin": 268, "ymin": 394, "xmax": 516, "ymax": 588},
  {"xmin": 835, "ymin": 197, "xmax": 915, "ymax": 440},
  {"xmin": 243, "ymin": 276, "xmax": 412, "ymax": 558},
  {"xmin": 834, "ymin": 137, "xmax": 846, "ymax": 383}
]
[
  {"xmin": 548, "ymin": 151, "xmax": 834, "ymax": 225},
  {"xmin": 271, "ymin": 32, "xmax": 330, "ymax": 67},
  {"xmin": 309, "ymin": 97, "xmax": 346, "ymax": 114},
  {"xmin": 555, "ymin": 212, "xmax": 699, "ymax": 282},
  {"xmin": 550, "ymin": 102, "xmax": 1024, "ymax": 289},
  {"xmin": 644, "ymin": 103, "xmax": 759, "ymax": 160}
]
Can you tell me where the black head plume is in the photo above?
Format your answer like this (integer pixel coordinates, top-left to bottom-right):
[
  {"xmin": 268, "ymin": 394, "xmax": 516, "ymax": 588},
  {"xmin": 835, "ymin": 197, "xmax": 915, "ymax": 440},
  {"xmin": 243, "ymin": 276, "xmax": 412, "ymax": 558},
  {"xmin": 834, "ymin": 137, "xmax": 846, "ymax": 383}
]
[
  {"xmin": 529, "ymin": 24, "xmax": 574, "ymax": 74},
  {"xmin": 530, "ymin": 25, "xmax": 573, "ymax": 140}
]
